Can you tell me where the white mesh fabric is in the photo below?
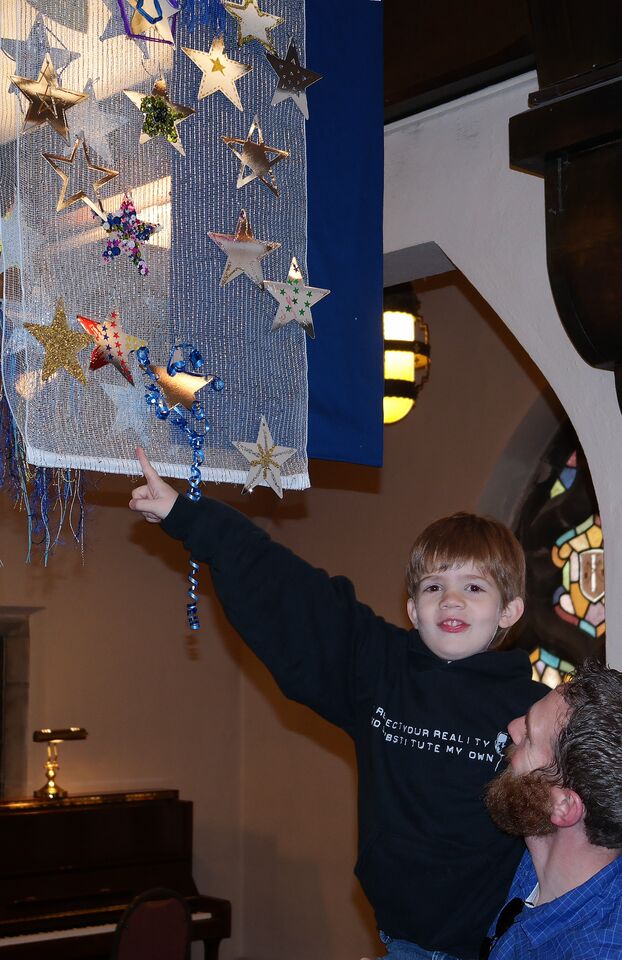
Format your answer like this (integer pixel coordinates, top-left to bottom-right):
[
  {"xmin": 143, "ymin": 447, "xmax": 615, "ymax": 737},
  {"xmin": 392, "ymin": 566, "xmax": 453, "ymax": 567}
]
[{"xmin": 0, "ymin": 0, "xmax": 310, "ymax": 489}]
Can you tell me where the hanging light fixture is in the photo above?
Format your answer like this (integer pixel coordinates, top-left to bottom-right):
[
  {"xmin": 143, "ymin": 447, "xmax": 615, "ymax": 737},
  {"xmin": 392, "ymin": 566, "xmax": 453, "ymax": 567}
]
[{"xmin": 383, "ymin": 282, "xmax": 430, "ymax": 424}]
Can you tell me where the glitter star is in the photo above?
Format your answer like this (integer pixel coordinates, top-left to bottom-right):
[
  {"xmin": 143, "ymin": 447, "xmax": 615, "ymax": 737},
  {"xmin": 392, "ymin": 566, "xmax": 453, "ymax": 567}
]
[
  {"xmin": 223, "ymin": 0, "xmax": 283, "ymax": 54},
  {"xmin": 222, "ymin": 115, "xmax": 288, "ymax": 196},
  {"xmin": 11, "ymin": 54, "xmax": 88, "ymax": 144},
  {"xmin": 182, "ymin": 35, "xmax": 252, "ymax": 111},
  {"xmin": 43, "ymin": 139, "xmax": 118, "ymax": 217},
  {"xmin": 24, "ymin": 298, "xmax": 92, "ymax": 384},
  {"xmin": 266, "ymin": 40, "xmax": 322, "ymax": 119},
  {"xmin": 208, "ymin": 209, "xmax": 280, "ymax": 287},
  {"xmin": 263, "ymin": 257, "xmax": 330, "ymax": 339},
  {"xmin": 125, "ymin": 77, "xmax": 194, "ymax": 156},
  {"xmin": 77, "ymin": 310, "xmax": 147, "ymax": 385},
  {"xmin": 233, "ymin": 416, "xmax": 296, "ymax": 498}
]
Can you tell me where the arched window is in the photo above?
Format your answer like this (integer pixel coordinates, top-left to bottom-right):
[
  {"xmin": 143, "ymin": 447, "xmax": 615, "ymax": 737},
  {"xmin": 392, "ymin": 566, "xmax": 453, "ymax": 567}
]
[{"xmin": 508, "ymin": 421, "xmax": 605, "ymax": 685}]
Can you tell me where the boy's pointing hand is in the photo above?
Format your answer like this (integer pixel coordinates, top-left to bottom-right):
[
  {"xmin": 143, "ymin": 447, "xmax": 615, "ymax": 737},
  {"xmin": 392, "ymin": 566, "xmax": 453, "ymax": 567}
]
[{"xmin": 129, "ymin": 446, "xmax": 179, "ymax": 522}]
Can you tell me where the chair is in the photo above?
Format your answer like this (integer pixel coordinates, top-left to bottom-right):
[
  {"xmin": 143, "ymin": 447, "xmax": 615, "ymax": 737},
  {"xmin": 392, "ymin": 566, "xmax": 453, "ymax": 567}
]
[{"xmin": 110, "ymin": 887, "xmax": 192, "ymax": 960}]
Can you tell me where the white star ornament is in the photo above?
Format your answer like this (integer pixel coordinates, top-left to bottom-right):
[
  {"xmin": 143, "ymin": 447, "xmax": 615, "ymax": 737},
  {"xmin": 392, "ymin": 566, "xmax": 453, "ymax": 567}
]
[{"xmin": 233, "ymin": 416, "xmax": 296, "ymax": 498}]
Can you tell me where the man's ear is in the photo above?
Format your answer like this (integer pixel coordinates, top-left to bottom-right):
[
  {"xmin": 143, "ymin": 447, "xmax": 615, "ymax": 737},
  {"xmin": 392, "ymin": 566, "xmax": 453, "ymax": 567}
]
[
  {"xmin": 498, "ymin": 597, "xmax": 524, "ymax": 629},
  {"xmin": 549, "ymin": 785, "xmax": 585, "ymax": 829},
  {"xmin": 407, "ymin": 597, "xmax": 418, "ymax": 629}
]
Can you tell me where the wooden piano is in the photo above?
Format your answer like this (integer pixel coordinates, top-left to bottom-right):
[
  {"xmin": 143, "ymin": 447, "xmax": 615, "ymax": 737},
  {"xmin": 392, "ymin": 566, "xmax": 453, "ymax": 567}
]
[{"xmin": 0, "ymin": 790, "xmax": 231, "ymax": 959}]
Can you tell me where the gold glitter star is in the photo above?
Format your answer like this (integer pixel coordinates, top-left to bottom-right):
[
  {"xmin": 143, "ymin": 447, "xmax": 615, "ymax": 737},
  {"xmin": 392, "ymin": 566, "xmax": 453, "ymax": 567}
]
[
  {"xmin": 223, "ymin": 0, "xmax": 283, "ymax": 54},
  {"xmin": 43, "ymin": 139, "xmax": 118, "ymax": 218},
  {"xmin": 233, "ymin": 416, "xmax": 296, "ymax": 498},
  {"xmin": 222, "ymin": 115, "xmax": 289, "ymax": 196},
  {"xmin": 11, "ymin": 54, "xmax": 88, "ymax": 144},
  {"xmin": 182, "ymin": 35, "xmax": 252, "ymax": 111},
  {"xmin": 24, "ymin": 298, "xmax": 92, "ymax": 384}
]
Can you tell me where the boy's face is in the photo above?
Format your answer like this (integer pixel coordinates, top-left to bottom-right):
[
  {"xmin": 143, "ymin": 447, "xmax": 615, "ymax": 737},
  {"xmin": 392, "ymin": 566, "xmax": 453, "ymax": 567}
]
[{"xmin": 406, "ymin": 562, "xmax": 524, "ymax": 661}]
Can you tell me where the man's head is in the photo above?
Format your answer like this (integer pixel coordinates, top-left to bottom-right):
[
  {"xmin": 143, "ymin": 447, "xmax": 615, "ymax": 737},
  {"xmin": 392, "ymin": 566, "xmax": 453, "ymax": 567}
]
[
  {"xmin": 486, "ymin": 661, "xmax": 622, "ymax": 850},
  {"xmin": 405, "ymin": 513, "xmax": 525, "ymax": 660}
]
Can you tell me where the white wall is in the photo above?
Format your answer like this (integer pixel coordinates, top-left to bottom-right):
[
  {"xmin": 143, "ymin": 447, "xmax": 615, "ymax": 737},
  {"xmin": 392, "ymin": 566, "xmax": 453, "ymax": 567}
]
[{"xmin": 384, "ymin": 73, "xmax": 622, "ymax": 665}]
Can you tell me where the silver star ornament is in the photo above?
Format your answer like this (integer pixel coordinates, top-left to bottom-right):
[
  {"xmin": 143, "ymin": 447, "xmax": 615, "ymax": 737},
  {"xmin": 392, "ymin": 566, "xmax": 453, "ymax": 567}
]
[
  {"xmin": 264, "ymin": 257, "xmax": 330, "ymax": 339},
  {"xmin": 208, "ymin": 209, "xmax": 280, "ymax": 287}
]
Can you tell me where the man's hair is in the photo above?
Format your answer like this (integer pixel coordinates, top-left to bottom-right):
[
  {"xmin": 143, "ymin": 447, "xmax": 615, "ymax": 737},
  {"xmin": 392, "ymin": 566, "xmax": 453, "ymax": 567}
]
[
  {"xmin": 405, "ymin": 512, "xmax": 525, "ymax": 607},
  {"xmin": 554, "ymin": 660, "xmax": 622, "ymax": 848}
]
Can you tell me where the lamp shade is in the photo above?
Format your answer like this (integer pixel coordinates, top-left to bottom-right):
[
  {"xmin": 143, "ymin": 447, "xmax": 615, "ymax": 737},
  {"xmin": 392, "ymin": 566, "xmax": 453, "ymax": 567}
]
[{"xmin": 383, "ymin": 284, "xmax": 430, "ymax": 424}]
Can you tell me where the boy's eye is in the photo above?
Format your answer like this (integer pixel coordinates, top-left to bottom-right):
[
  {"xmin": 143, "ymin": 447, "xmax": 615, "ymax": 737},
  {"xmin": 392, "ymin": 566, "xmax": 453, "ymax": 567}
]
[
  {"xmin": 423, "ymin": 583, "xmax": 440, "ymax": 592},
  {"xmin": 466, "ymin": 584, "xmax": 484, "ymax": 592}
]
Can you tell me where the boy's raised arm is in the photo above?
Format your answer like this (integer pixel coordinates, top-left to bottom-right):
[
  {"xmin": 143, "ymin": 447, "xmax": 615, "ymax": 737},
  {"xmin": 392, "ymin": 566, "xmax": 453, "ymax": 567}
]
[{"xmin": 129, "ymin": 447, "xmax": 179, "ymax": 522}]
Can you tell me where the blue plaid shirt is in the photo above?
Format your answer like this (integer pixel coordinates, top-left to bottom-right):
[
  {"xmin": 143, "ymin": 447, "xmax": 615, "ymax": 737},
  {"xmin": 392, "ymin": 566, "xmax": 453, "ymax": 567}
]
[{"xmin": 489, "ymin": 850, "xmax": 622, "ymax": 959}]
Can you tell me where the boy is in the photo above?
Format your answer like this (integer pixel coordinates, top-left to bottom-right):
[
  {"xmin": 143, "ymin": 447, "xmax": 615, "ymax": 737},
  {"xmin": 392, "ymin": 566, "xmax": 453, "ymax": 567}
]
[{"xmin": 130, "ymin": 449, "xmax": 546, "ymax": 960}]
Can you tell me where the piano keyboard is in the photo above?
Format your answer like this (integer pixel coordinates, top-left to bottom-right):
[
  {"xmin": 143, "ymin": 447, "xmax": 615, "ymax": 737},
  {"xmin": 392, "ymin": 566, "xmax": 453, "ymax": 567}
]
[{"xmin": 0, "ymin": 912, "xmax": 213, "ymax": 947}]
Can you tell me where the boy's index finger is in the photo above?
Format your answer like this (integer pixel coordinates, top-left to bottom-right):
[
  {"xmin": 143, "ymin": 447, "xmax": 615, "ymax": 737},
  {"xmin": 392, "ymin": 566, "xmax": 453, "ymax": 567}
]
[{"xmin": 136, "ymin": 447, "xmax": 160, "ymax": 485}]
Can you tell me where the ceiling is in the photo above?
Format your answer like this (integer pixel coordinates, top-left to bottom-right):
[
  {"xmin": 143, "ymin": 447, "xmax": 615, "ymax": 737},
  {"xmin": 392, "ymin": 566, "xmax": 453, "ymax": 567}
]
[{"xmin": 384, "ymin": 0, "xmax": 534, "ymax": 123}]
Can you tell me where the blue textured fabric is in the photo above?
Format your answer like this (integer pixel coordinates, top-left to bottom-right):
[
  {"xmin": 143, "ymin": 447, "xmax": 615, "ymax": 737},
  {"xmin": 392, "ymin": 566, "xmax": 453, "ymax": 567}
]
[
  {"xmin": 380, "ymin": 930, "xmax": 460, "ymax": 960},
  {"xmin": 489, "ymin": 851, "xmax": 622, "ymax": 959},
  {"xmin": 306, "ymin": 0, "xmax": 384, "ymax": 466}
]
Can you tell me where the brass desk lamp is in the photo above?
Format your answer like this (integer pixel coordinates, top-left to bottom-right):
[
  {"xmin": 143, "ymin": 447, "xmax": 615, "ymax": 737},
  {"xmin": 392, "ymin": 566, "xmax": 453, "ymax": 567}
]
[{"xmin": 33, "ymin": 727, "xmax": 88, "ymax": 799}]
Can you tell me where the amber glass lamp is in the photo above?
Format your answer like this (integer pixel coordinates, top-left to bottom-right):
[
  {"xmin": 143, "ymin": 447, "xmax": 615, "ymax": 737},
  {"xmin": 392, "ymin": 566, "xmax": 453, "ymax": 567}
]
[{"xmin": 383, "ymin": 283, "xmax": 430, "ymax": 424}]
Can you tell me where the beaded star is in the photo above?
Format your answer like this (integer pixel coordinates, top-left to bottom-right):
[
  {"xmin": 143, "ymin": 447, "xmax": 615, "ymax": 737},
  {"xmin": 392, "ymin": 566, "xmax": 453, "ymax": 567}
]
[
  {"xmin": 102, "ymin": 195, "xmax": 160, "ymax": 275},
  {"xmin": 124, "ymin": 77, "xmax": 194, "ymax": 156}
]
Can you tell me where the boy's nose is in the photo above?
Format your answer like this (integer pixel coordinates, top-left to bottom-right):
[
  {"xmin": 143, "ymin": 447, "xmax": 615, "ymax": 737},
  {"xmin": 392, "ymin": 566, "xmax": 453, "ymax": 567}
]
[{"xmin": 441, "ymin": 591, "xmax": 464, "ymax": 608}]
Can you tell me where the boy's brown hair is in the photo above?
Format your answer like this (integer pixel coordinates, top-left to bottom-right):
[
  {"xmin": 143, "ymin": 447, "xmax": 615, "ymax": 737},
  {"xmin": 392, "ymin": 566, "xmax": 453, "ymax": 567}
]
[{"xmin": 405, "ymin": 512, "xmax": 526, "ymax": 607}]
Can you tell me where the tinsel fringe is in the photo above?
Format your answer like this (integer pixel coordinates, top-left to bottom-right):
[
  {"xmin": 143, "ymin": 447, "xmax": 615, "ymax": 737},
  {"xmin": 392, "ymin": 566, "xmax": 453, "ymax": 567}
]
[{"xmin": 0, "ymin": 383, "xmax": 86, "ymax": 565}]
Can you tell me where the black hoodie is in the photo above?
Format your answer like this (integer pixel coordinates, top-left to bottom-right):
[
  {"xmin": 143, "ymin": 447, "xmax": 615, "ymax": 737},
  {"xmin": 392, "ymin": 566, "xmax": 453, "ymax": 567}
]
[{"xmin": 162, "ymin": 495, "xmax": 547, "ymax": 959}]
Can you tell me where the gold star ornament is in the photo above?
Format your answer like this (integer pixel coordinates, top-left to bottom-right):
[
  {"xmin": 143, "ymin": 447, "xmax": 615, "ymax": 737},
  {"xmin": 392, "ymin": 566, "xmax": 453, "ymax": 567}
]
[
  {"xmin": 208, "ymin": 209, "xmax": 280, "ymax": 287},
  {"xmin": 24, "ymin": 298, "xmax": 92, "ymax": 384},
  {"xmin": 222, "ymin": 115, "xmax": 288, "ymax": 196},
  {"xmin": 223, "ymin": 0, "xmax": 283, "ymax": 54},
  {"xmin": 43, "ymin": 139, "xmax": 118, "ymax": 218},
  {"xmin": 152, "ymin": 366, "xmax": 218, "ymax": 410},
  {"xmin": 11, "ymin": 54, "xmax": 88, "ymax": 144},
  {"xmin": 233, "ymin": 416, "xmax": 296, "ymax": 498},
  {"xmin": 124, "ymin": 77, "xmax": 194, "ymax": 156},
  {"xmin": 183, "ymin": 36, "xmax": 251, "ymax": 111}
]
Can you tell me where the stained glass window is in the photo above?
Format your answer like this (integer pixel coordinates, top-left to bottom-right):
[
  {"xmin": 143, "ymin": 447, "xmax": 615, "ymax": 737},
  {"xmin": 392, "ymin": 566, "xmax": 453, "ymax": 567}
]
[
  {"xmin": 513, "ymin": 421, "xmax": 604, "ymax": 670},
  {"xmin": 529, "ymin": 646, "xmax": 576, "ymax": 688},
  {"xmin": 550, "ymin": 450, "xmax": 577, "ymax": 498},
  {"xmin": 551, "ymin": 514, "xmax": 605, "ymax": 639}
]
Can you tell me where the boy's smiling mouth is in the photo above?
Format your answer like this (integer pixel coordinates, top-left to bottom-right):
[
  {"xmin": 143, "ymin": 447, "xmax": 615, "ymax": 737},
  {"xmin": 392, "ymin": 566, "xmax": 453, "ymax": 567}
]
[{"xmin": 438, "ymin": 619, "xmax": 469, "ymax": 632}]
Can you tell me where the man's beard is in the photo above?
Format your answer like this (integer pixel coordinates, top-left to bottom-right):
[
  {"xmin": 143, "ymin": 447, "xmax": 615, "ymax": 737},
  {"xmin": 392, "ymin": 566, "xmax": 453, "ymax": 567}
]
[{"xmin": 485, "ymin": 765, "xmax": 557, "ymax": 837}]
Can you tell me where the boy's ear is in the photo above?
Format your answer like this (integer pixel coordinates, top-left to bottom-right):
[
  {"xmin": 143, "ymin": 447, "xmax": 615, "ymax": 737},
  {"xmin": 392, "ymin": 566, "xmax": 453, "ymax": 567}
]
[
  {"xmin": 498, "ymin": 597, "xmax": 524, "ymax": 629},
  {"xmin": 407, "ymin": 597, "xmax": 418, "ymax": 629}
]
